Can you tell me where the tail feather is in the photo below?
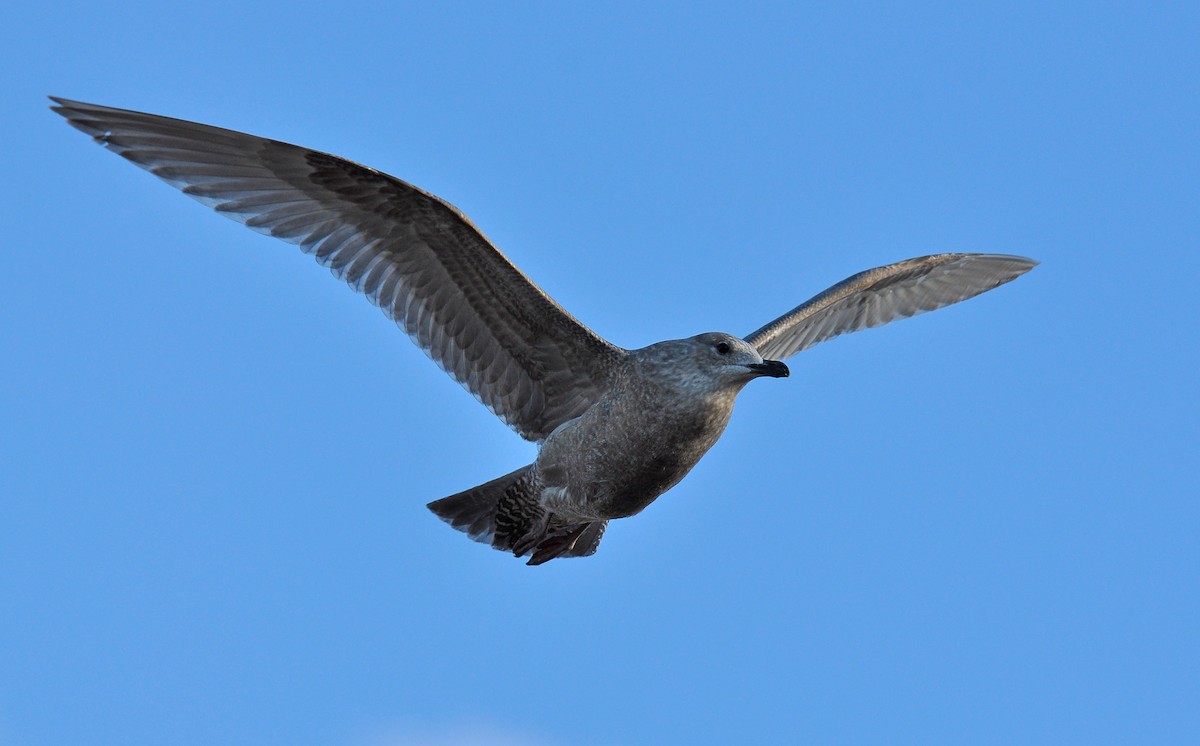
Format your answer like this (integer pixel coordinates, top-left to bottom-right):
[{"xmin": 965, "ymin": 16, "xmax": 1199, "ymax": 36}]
[
  {"xmin": 428, "ymin": 465, "xmax": 609, "ymax": 564},
  {"xmin": 427, "ymin": 466, "xmax": 532, "ymax": 545}
]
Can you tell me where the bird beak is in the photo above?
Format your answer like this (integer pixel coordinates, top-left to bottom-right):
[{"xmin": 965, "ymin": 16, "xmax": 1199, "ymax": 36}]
[{"xmin": 747, "ymin": 360, "xmax": 789, "ymax": 378}]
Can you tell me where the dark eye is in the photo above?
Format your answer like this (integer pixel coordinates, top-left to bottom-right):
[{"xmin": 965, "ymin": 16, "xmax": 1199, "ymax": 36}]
[{"xmin": 716, "ymin": 342, "xmax": 731, "ymax": 355}]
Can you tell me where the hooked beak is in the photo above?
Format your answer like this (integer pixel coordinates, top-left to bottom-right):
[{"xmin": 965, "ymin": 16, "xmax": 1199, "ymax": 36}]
[{"xmin": 747, "ymin": 359, "xmax": 790, "ymax": 378}]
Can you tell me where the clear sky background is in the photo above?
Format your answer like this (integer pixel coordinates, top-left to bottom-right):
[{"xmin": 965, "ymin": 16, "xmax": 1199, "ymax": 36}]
[{"xmin": 3, "ymin": 3, "xmax": 1197, "ymax": 745}]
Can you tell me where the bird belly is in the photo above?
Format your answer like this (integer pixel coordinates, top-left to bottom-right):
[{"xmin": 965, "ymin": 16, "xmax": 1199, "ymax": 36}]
[
  {"xmin": 537, "ymin": 399, "xmax": 731, "ymax": 520},
  {"xmin": 600, "ymin": 445, "xmax": 700, "ymax": 518}
]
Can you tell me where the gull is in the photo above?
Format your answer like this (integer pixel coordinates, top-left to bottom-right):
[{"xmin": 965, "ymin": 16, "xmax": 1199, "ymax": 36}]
[{"xmin": 51, "ymin": 97, "xmax": 1037, "ymax": 565}]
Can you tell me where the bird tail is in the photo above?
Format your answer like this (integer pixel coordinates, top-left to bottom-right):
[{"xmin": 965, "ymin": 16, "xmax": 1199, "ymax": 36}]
[
  {"xmin": 427, "ymin": 465, "xmax": 534, "ymax": 548},
  {"xmin": 427, "ymin": 466, "xmax": 608, "ymax": 564}
]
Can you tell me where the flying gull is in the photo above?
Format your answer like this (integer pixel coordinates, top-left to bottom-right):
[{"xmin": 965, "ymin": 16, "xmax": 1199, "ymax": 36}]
[{"xmin": 51, "ymin": 97, "xmax": 1037, "ymax": 565}]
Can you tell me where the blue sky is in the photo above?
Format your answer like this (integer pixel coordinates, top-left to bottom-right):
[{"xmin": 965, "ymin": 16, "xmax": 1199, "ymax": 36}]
[{"xmin": 3, "ymin": 2, "xmax": 1197, "ymax": 744}]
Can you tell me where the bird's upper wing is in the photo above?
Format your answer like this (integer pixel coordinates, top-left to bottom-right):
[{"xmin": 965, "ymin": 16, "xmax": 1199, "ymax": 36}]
[
  {"xmin": 52, "ymin": 97, "xmax": 625, "ymax": 442},
  {"xmin": 744, "ymin": 253, "xmax": 1036, "ymax": 360}
]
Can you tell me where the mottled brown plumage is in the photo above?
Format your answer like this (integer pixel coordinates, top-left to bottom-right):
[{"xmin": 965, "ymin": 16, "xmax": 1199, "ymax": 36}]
[{"xmin": 52, "ymin": 97, "xmax": 1036, "ymax": 565}]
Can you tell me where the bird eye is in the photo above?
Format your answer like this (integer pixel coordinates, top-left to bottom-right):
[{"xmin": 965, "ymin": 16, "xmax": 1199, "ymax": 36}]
[{"xmin": 716, "ymin": 342, "xmax": 731, "ymax": 355}]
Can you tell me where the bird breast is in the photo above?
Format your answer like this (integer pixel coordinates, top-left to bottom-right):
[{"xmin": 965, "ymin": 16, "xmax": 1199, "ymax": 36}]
[{"xmin": 536, "ymin": 383, "xmax": 737, "ymax": 519}]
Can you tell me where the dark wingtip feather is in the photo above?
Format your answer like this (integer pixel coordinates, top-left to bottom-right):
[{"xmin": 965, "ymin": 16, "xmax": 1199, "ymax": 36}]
[
  {"xmin": 48, "ymin": 95, "xmax": 88, "ymax": 117},
  {"xmin": 48, "ymin": 96, "xmax": 111, "ymax": 141}
]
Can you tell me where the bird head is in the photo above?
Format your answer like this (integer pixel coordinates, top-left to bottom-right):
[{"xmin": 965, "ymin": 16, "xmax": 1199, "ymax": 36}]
[{"xmin": 635, "ymin": 333, "xmax": 789, "ymax": 396}]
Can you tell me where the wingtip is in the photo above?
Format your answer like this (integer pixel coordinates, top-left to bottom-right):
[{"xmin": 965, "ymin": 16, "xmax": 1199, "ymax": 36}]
[
  {"xmin": 48, "ymin": 96, "xmax": 88, "ymax": 122},
  {"xmin": 1008, "ymin": 255, "xmax": 1040, "ymax": 278},
  {"xmin": 976, "ymin": 253, "xmax": 1038, "ymax": 266},
  {"xmin": 970, "ymin": 253, "xmax": 1039, "ymax": 278},
  {"xmin": 986, "ymin": 254, "xmax": 1039, "ymax": 286},
  {"xmin": 48, "ymin": 97, "xmax": 113, "ymax": 119}
]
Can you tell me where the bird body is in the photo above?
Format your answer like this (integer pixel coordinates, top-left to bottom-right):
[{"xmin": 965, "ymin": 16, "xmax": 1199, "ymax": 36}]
[
  {"xmin": 433, "ymin": 334, "xmax": 786, "ymax": 563},
  {"xmin": 51, "ymin": 97, "xmax": 1036, "ymax": 565}
]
